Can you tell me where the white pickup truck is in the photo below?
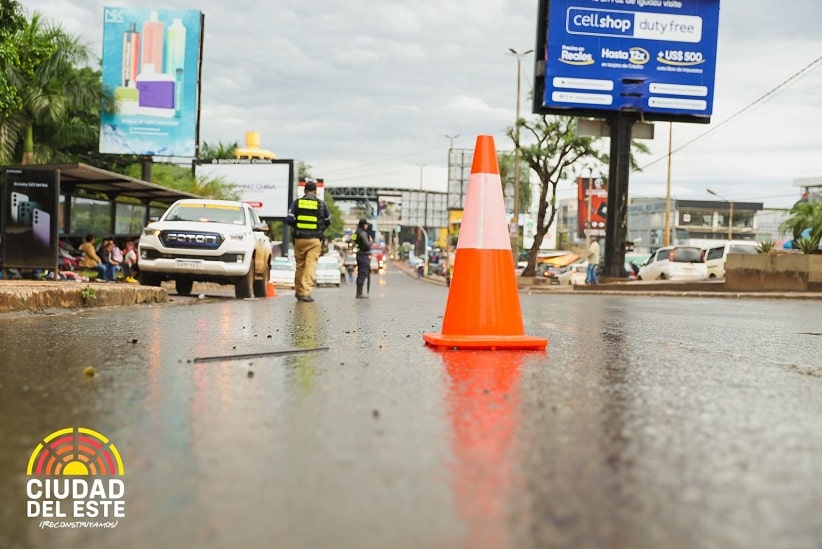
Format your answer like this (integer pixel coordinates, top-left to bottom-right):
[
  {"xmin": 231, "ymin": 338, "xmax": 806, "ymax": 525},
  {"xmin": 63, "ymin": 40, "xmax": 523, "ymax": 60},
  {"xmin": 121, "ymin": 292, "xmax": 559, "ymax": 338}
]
[{"xmin": 138, "ymin": 199, "xmax": 272, "ymax": 298}]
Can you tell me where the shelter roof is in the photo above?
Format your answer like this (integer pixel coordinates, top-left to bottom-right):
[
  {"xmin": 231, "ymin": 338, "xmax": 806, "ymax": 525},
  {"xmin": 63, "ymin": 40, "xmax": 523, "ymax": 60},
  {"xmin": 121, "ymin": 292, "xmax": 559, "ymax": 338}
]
[{"xmin": 3, "ymin": 163, "xmax": 199, "ymax": 203}]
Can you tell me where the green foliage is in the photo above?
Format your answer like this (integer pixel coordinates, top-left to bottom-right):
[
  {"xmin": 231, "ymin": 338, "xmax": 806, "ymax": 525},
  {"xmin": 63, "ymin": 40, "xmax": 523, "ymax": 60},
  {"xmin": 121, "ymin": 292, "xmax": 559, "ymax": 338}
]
[
  {"xmin": 756, "ymin": 240, "xmax": 775, "ymax": 254},
  {"xmin": 508, "ymin": 115, "xmax": 609, "ymax": 275},
  {"xmin": 795, "ymin": 236, "xmax": 821, "ymax": 254},
  {"xmin": 0, "ymin": 0, "xmax": 26, "ymax": 116},
  {"xmin": 80, "ymin": 285, "xmax": 97, "ymax": 305},
  {"xmin": 508, "ymin": 115, "xmax": 650, "ymax": 275},
  {"xmin": 323, "ymin": 193, "xmax": 344, "ymax": 239},
  {"xmin": 780, "ymin": 201, "xmax": 822, "ymax": 254},
  {"xmin": 0, "ymin": 11, "xmax": 100, "ymax": 164},
  {"xmin": 123, "ymin": 162, "xmax": 240, "ymax": 200},
  {"xmin": 200, "ymin": 141, "xmax": 239, "ymax": 160}
]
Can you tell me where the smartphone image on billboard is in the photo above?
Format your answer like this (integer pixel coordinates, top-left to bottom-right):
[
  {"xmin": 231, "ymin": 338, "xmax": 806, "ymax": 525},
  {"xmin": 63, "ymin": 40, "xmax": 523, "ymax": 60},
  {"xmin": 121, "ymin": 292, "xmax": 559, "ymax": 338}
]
[
  {"xmin": 17, "ymin": 200, "xmax": 42, "ymax": 226},
  {"xmin": 10, "ymin": 192, "xmax": 29, "ymax": 223},
  {"xmin": 32, "ymin": 209, "xmax": 51, "ymax": 246}
]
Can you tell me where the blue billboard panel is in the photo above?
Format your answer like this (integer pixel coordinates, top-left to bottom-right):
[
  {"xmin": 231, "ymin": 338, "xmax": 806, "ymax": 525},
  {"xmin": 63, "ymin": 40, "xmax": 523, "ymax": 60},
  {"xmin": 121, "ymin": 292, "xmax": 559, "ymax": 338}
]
[
  {"xmin": 537, "ymin": 0, "xmax": 720, "ymax": 122},
  {"xmin": 99, "ymin": 7, "xmax": 203, "ymax": 156}
]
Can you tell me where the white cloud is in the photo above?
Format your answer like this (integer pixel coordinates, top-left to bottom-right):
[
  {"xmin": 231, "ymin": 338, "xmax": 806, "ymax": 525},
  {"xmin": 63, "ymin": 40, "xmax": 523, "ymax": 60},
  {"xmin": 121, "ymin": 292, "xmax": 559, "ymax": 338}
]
[{"xmin": 19, "ymin": 0, "xmax": 822, "ymax": 206}]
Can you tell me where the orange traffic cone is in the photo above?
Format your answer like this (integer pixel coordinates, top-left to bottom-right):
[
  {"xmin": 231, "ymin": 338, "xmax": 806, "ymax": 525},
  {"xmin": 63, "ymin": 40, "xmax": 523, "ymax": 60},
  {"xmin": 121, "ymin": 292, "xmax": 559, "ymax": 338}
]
[
  {"xmin": 266, "ymin": 280, "xmax": 277, "ymax": 297},
  {"xmin": 423, "ymin": 135, "xmax": 547, "ymax": 350}
]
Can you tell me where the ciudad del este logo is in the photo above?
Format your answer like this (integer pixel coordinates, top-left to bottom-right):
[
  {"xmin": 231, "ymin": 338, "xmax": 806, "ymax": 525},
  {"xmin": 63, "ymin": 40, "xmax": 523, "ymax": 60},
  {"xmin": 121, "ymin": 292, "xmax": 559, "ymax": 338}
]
[{"xmin": 26, "ymin": 427, "xmax": 126, "ymax": 519}]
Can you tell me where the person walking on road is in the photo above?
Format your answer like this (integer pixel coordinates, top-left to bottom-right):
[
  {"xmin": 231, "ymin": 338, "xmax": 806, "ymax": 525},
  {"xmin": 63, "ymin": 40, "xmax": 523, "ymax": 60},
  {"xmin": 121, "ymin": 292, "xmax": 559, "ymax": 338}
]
[
  {"xmin": 586, "ymin": 237, "xmax": 601, "ymax": 285},
  {"xmin": 286, "ymin": 180, "xmax": 330, "ymax": 302},
  {"xmin": 352, "ymin": 218, "xmax": 373, "ymax": 299}
]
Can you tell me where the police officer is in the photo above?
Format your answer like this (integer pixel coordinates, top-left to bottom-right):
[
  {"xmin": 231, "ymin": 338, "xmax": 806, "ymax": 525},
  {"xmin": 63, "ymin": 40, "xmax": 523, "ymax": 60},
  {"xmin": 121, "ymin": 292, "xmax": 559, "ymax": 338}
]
[
  {"xmin": 286, "ymin": 180, "xmax": 330, "ymax": 302},
  {"xmin": 351, "ymin": 218, "xmax": 373, "ymax": 299}
]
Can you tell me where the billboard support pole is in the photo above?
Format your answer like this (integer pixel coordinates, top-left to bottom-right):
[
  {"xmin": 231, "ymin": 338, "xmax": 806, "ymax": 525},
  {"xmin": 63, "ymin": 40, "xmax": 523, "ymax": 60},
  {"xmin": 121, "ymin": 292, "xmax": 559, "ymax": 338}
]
[{"xmin": 604, "ymin": 112, "xmax": 635, "ymax": 279}]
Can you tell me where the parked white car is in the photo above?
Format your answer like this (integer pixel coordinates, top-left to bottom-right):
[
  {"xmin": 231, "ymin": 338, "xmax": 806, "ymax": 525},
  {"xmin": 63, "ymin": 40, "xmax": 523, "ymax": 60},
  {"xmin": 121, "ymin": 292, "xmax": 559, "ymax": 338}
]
[
  {"xmin": 704, "ymin": 241, "xmax": 759, "ymax": 279},
  {"xmin": 638, "ymin": 246, "xmax": 707, "ymax": 281},
  {"xmin": 555, "ymin": 263, "xmax": 588, "ymax": 285},
  {"xmin": 269, "ymin": 257, "xmax": 296, "ymax": 288},
  {"xmin": 315, "ymin": 255, "xmax": 341, "ymax": 287}
]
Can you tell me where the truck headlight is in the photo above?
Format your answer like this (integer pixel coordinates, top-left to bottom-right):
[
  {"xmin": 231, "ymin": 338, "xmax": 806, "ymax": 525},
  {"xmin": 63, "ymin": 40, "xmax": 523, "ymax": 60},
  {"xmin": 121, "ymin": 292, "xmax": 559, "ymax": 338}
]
[{"xmin": 143, "ymin": 228, "xmax": 161, "ymax": 237}]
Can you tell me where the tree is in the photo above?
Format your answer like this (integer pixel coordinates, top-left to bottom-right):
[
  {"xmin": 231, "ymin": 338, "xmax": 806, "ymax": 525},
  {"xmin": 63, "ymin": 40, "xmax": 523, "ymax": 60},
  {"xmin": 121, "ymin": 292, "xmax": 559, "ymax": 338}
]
[
  {"xmin": 0, "ymin": 0, "xmax": 26, "ymax": 118},
  {"xmin": 780, "ymin": 201, "xmax": 822, "ymax": 253},
  {"xmin": 123, "ymin": 162, "xmax": 240, "ymax": 200},
  {"xmin": 1, "ymin": 13, "xmax": 99, "ymax": 164},
  {"xmin": 498, "ymin": 151, "xmax": 532, "ymax": 218},
  {"xmin": 298, "ymin": 162, "xmax": 344, "ymax": 240},
  {"xmin": 200, "ymin": 140, "xmax": 239, "ymax": 160},
  {"xmin": 508, "ymin": 115, "xmax": 607, "ymax": 276}
]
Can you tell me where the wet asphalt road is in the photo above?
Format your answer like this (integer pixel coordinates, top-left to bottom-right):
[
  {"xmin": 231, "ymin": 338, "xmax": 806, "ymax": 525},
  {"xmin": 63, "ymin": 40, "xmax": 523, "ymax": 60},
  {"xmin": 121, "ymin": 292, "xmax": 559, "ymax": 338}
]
[{"xmin": 1, "ymin": 264, "xmax": 821, "ymax": 549}]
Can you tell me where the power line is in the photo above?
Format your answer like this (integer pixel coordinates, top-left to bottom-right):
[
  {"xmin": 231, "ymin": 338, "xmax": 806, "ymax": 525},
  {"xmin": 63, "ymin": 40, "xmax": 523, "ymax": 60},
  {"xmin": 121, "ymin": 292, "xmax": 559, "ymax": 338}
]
[{"xmin": 641, "ymin": 53, "xmax": 822, "ymax": 171}]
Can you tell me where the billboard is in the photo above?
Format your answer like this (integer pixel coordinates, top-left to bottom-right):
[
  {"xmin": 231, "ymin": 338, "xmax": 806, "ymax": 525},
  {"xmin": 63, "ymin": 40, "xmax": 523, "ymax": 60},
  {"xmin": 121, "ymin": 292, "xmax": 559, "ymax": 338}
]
[
  {"xmin": 534, "ymin": 0, "xmax": 720, "ymax": 123},
  {"xmin": 195, "ymin": 160, "xmax": 294, "ymax": 219},
  {"xmin": 577, "ymin": 177, "xmax": 607, "ymax": 238},
  {"xmin": 100, "ymin": 7, "xmax": 203, "ymax": 156},
  {"xmin": 2, "ymin": 169, "xmax": 59, "ymax": 270}
]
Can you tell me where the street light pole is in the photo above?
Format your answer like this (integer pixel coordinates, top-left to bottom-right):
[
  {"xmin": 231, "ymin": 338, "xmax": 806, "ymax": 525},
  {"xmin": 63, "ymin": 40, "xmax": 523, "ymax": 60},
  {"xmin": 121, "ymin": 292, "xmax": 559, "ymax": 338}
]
[
  {"xmin": 509, "ymin": 47, "xmax": 533, "ymax": 260},
  {"xmin": 664, "ymin": 122, "xmax": 673, "ymax": 247},
  {"xmin": 707, "ymin": 188, "xmax": 733, "ymax": 240}
]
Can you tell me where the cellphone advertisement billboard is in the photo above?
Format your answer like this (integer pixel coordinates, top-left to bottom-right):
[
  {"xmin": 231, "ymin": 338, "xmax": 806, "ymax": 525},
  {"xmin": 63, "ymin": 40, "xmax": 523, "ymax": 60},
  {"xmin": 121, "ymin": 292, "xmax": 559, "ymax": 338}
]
[
  {"xmin": 578, "ymin": 177, "xmax": 608, "ymax": 238},
  {"xmin": 537, "ymin": 0, "xmax": 720, "ymax": 122},
  {"xmin": 2, "ymin": 169, "xmax": 59, "ymax": 270},
  {"xmin": 99, "ymin": 7, "xmax": 203, "ymax": 156}
]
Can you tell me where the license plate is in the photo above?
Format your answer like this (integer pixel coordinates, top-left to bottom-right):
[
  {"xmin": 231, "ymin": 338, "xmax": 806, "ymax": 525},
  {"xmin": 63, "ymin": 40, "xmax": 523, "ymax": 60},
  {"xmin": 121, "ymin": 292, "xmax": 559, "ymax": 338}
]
[{"xmin": 175, "ymin": 259, "xmax": 203, "ymax": 270}]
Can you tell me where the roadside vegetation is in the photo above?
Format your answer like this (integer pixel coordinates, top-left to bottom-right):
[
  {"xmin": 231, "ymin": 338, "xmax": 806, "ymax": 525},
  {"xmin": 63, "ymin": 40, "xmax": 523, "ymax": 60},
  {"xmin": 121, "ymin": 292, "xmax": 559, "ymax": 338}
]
[{"xmin": 780, "ymin": 201, "xmax": 822, "ymax": 254}]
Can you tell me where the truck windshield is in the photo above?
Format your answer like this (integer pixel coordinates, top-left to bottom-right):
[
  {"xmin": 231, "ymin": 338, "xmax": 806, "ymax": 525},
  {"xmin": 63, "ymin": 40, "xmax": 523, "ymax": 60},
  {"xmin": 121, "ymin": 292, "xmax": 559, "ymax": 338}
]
[{"xmin": 165, "ymin": 204, "xmax": 246, "ymax": 225}]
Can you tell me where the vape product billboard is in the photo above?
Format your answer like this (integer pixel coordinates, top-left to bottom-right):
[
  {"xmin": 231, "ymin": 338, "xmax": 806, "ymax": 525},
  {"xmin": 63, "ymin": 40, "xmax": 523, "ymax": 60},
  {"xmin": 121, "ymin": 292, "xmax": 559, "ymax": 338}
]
[{"xmin": 100, "ymin": 7, "xmax": 203, "ymax": 156}]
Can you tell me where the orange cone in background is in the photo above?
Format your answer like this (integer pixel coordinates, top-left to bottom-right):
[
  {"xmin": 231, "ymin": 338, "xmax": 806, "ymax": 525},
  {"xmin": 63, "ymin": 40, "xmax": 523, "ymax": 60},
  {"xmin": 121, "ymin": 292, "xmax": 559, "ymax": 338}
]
[
  {"xmin": 266, "ymin": 280, "xmax": 277, "ymax": 297},
  {"xmin": 423, "ymin": 135, "xmax": 547, "ymax": 350}
]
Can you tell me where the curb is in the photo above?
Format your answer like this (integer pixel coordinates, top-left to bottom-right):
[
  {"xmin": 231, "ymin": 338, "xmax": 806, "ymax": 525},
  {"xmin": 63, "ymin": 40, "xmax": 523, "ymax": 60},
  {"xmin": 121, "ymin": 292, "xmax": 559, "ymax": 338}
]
[{"xmin": 0, "ymin": 281, "xmax": 169, "ymax": 314}]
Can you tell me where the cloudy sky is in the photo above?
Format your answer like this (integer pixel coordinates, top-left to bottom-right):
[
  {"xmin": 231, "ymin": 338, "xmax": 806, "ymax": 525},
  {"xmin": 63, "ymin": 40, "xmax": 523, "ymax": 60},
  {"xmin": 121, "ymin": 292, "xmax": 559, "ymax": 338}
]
[{"xmin": 20, "ymin": 0, "xmax": 822, "ymax": 208}]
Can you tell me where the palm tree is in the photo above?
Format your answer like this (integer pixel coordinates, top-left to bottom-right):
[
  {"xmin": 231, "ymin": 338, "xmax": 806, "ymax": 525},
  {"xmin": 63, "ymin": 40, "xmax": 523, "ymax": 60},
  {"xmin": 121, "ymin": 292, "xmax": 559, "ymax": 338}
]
[
  {"xmin": 1, "ymin": 13, "xmax": 98, "ymax": 164},
  {"xmin": 0, "ymin": 0, "xmax": 27, "ymax": 118},
  {"xmin": 780, "ymin": 201, "xmax": 822, "ymax": 253},
  {"xmin": 200, "ymin": 141, "xmax": 239, "ymax": 160}
]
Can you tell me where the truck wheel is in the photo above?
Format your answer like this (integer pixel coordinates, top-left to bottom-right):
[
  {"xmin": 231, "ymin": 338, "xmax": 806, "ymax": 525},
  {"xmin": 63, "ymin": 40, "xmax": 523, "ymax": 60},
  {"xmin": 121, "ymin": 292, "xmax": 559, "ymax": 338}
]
[
  {"xmin": 253, "ymin": 260, "xmax": 270, "ymax": 298},
  {"xmin": 175, "ymin": 279, "xmax": 194, "ymax": 296},
  {"xmin": 235, "ymin": 265, "xmax": 254, "ymax": 298}
]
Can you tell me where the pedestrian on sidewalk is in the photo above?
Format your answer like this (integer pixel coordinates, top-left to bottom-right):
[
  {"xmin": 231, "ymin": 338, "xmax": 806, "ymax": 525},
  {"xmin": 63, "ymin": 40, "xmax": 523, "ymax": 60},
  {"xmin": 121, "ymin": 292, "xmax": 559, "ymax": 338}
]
[
  {"xmin": 352, "ymin": 218, "xmax": 373, "ymax": 298},
  {"xmin": 586, "ymin": 237, "xmax": 601, "ymax": 285}
]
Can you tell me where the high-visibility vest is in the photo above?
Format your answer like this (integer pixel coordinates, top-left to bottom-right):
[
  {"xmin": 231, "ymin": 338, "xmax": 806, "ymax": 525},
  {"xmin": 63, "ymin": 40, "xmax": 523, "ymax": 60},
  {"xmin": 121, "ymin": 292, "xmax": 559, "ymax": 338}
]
[{"xmin": 294, "ymin": 197, "xmax": 323, "ymax": 237}]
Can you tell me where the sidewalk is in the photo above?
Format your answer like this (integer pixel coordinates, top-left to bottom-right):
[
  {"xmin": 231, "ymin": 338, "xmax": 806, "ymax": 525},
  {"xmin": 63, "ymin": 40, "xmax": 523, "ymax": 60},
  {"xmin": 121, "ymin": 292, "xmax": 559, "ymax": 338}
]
[
  {"xmin": 0, "ymin": 279, "xmax": 168, "ymax": 314},
  {"xmin": 392, "ymin": 259, "xmax": 822, "ymax": 300}
]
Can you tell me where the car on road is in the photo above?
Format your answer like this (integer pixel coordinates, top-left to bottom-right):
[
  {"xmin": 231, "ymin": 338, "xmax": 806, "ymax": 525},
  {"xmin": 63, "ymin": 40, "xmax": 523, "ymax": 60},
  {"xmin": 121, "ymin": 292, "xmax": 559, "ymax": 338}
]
[
  {"xmin": 551, "ymin": 263, "xmax": 588, "ymax": 285},
  {"xmin": 138, "ymin": 199, "xmax": 272, "ymax": 298},
  {"xmin": 269, "ymin": 257, "xmax": 296, "ymax": 288},
  {"xmin": 638, "ymin": 246, "xmax": 707, "ymax": 281},
  {"xmin": 704, "ymin": 241, "xmax": 759, "ymax": 279},
  {"xmin": 315, "ymin": 255, "xmax": 342, "ymax": 287}
]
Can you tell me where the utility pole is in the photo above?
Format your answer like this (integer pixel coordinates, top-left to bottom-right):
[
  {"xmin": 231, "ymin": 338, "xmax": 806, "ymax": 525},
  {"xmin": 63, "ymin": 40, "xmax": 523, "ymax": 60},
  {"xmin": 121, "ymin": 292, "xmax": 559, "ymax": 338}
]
[{"xmin": 509, "ymin": 48, "xmax": 533, "ymax": 261}]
